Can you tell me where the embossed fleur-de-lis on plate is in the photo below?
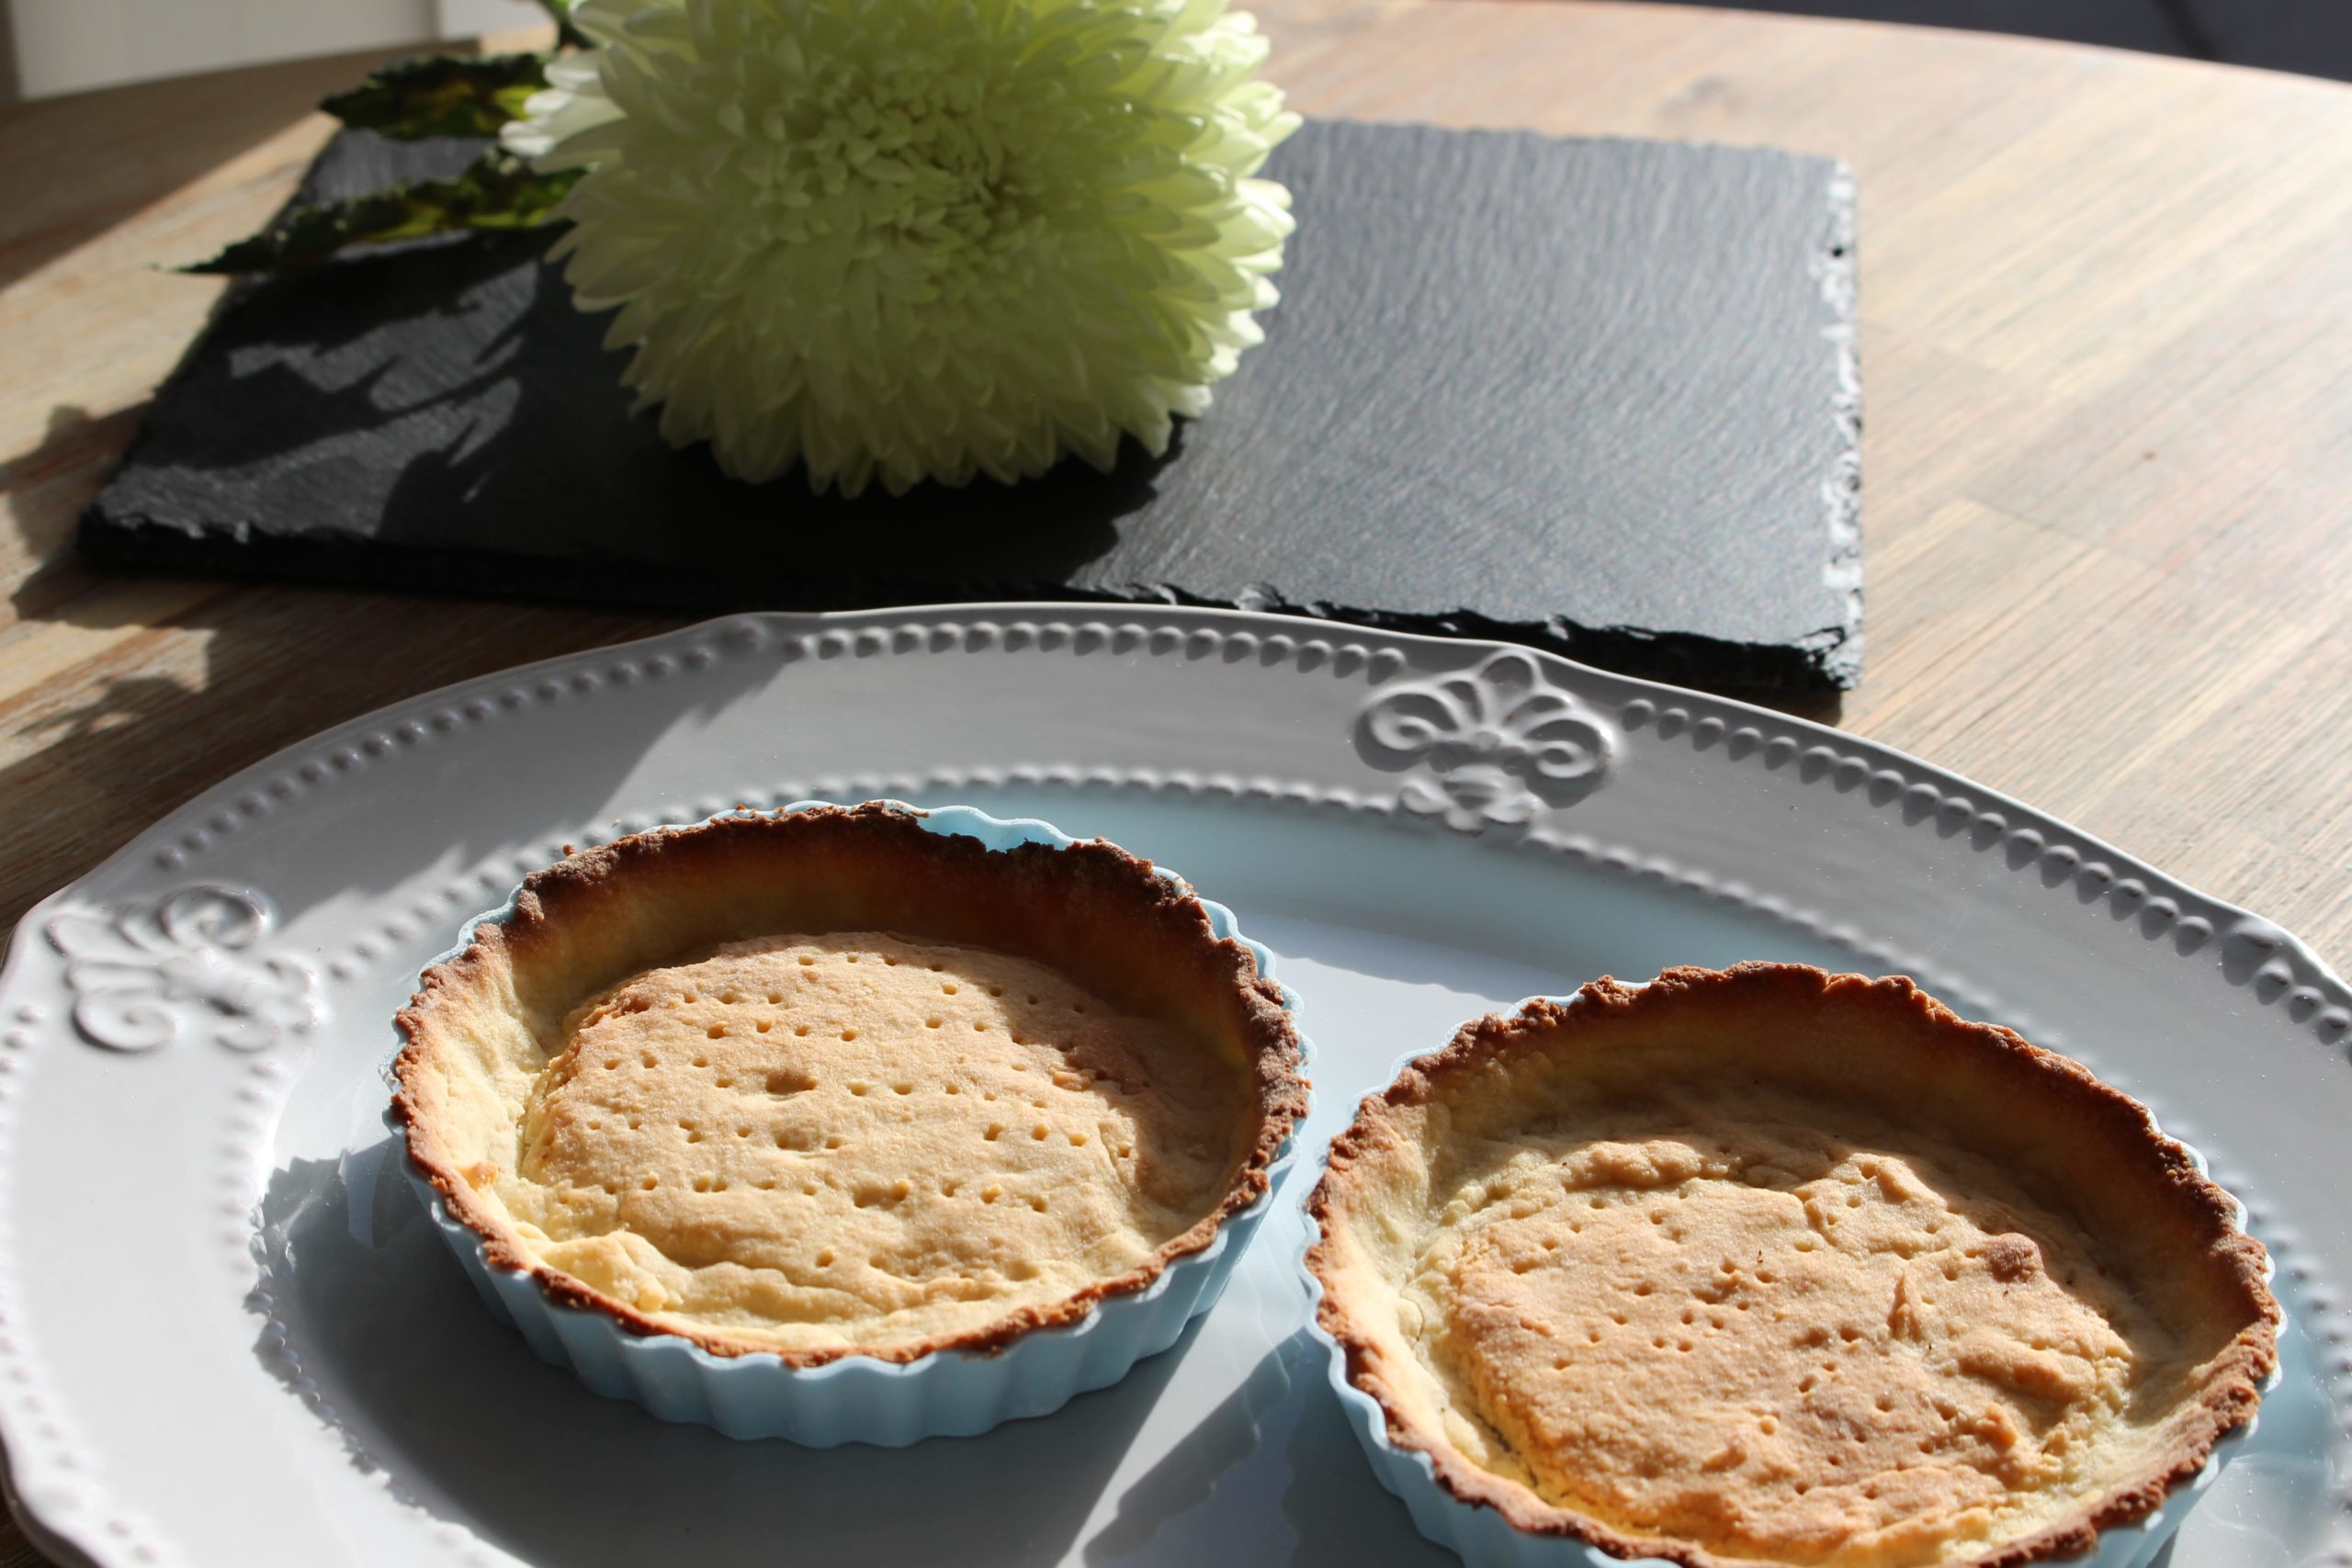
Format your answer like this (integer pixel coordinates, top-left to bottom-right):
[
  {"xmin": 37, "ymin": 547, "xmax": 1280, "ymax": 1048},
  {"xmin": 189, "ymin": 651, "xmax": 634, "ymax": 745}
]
[
  {"xmin": 45, "ymin": 886, "xmax": 321, "ymax": 1052},
  {"xmin": 1354, "ymin": 650, "xmax": 1613, "ymax": 830}
]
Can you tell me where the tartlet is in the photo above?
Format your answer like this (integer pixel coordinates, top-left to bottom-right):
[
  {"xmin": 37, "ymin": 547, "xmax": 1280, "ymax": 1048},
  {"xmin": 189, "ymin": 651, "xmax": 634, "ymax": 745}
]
[
  {"xmin": 391, "ymin": 801, "xmax": 1308, "ymax": 1440},
  {"xmin": 1305, "ymin": 964, "xmax": 2278, "ymax": 1568}
]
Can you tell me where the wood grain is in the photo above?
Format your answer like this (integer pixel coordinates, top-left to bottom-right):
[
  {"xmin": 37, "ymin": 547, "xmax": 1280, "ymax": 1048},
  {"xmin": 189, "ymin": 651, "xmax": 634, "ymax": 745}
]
[{"xmin": 2, "ymin": 5, "xmax": 2350, "ymax": 1559}]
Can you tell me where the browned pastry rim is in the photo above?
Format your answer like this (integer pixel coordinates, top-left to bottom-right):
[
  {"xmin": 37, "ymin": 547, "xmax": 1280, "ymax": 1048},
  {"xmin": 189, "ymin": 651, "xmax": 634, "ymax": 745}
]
[
  {"xmin": 1305, "ymin": 963, "xmax": 2279, "ymax": 1568},
  {"xmin": 393, "ymin": 801, "xmax": 1308, "ymax": 1367}
]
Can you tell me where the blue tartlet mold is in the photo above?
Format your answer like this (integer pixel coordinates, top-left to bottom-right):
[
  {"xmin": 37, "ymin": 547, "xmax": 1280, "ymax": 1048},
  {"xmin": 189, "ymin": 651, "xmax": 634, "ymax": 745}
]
[
  {"xmin": 390, "ymin": 801, "xmax": 1308, "ymax": 1446},
  {"xmin": 1299, "ymin": 1031, "xmax": 2281, "ymax": 1568}
]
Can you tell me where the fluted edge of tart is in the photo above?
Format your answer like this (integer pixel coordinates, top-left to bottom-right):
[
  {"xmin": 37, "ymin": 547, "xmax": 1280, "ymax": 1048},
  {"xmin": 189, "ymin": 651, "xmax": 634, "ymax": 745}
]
[
  {"xmin": 393, "ymin": 802, "xmax": 1310, "ymax": 1367},
  {"xmin": 1305, "ymin": 963, "xmax": 2278, "ymax": 1568}
]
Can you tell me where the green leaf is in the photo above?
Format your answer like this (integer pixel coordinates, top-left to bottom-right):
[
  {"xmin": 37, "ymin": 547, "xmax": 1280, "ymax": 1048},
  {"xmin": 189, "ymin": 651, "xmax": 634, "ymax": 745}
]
[
  {"xmin": 321, "ymin": 52, "xmax": 551, "ymax": 140},
  {"xmin": 180, "ymin": 151, "xmax": 580, "ymax": 275}
]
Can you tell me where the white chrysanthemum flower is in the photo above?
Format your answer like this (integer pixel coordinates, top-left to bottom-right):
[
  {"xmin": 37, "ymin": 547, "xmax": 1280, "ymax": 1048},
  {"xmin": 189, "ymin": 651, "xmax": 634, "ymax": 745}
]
[{"xmin": 505, "ymin": 0, "xmax": 1298, "ymax": 497}]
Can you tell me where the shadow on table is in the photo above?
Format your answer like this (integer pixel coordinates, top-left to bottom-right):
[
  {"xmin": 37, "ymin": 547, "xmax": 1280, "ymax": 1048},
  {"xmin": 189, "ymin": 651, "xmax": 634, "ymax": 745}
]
[{"xmin": 0, "ymin": 398, "xmax": 676, "ymax": 940}]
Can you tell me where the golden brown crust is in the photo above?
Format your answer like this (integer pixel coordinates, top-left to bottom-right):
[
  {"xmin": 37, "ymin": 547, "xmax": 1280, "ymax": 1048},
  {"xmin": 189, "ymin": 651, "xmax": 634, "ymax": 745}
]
[
  {"xmin": 1304, "ymin": 963, "xmax": 2279, "ymax": 1568},
  {"xmin": 393, "ymin": 802, "xmax": 1307, "ymax": 1366}
]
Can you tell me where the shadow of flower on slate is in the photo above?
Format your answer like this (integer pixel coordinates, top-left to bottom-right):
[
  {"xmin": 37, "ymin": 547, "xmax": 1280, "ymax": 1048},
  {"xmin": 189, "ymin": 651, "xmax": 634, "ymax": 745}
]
[{"xmin": 96, "ymin": 209, "xmax": 1169, "ymax": 611}]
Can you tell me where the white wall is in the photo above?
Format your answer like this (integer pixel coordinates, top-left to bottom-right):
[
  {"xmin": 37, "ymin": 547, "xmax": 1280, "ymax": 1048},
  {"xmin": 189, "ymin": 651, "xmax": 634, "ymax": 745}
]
[
  {"xmin": 5, "ymin": 0, "xmax": 549, "ymax": 101},
  {"xmin": 435, "ymin": 0, "xmax": 548, "ymax": 45}
]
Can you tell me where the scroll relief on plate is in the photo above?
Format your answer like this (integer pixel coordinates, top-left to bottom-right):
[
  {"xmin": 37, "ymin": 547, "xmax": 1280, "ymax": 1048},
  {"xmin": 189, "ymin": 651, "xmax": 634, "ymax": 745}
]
[
  {"xmin": 45, "ymin": 886, "xmax": 321, "ymax": 1053},
  {"xmin": 1354, "ymin": 649, "xmax": 1614, "ymax": 830}
]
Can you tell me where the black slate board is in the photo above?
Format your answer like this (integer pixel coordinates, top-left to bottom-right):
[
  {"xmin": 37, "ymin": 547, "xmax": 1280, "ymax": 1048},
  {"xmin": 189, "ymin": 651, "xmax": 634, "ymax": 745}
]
[{"xmin": 83, "ymin": 121, "xmax": 1861, "ymax": 694}]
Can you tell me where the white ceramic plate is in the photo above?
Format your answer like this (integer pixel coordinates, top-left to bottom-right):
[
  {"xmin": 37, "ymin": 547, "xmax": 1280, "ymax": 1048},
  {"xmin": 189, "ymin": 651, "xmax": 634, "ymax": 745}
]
[{"xmin": 0, "ymin": 604, "xmax": 2345, "ymax": 1568}]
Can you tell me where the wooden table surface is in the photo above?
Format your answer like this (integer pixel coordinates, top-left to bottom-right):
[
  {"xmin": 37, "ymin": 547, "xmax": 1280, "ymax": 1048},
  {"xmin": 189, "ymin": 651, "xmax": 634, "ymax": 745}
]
[{"xmin": 2, "ymin": 1, "xmax": 2349, "ymax": 1560}]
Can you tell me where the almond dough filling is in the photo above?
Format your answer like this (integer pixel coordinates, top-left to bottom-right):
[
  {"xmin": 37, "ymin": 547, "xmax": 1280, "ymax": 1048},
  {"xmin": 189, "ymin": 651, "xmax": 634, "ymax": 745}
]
[
  {"xmin": 493, "ymin": 931, "xmax": 1255, "ymax": 1351},
  {"xmin": 1406, "ymin": 1093, "xmax": 2161, "ymax": 1566}
]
